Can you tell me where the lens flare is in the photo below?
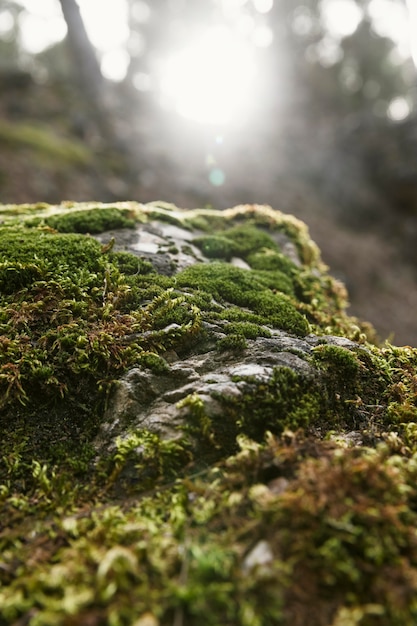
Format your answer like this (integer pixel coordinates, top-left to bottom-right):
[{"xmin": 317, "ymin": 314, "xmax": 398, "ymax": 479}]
[{"xmin": 159, "ymin": 25, "xmax": 257, "ymax": 125}]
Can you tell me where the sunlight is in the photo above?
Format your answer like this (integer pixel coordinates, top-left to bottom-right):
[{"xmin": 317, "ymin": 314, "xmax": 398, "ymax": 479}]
[
  {"xmin": 368, "ymin": 0, "xmax": 409, "ymax": 50},
  {"xmin": 15, "ymin": 0, "xmax": 129, "ymax": 81},
  {"xmin": 78, "ymin": 0, "xmax": 129, "ymax": 80},
  {"xmin": 78, "ymin": 0, "xmax": 129, "ymax": 53},
  {"xmin": 320, "ymin": 0, "xmax": 363, "ymax": 38},
  {"xmin": 406, "ymin": 0, "xmax": 417, "ymax": 66},
  {"xmin": 387, "ymin": 96, "xmax": 411, "ymax": 121},
  {"xmin": 17, "ymin": 0, "xmax": 67, "ymax": 54},
  {"xmin": 159, "ymin": 25, "xmax": 257, "ymax": 125}
]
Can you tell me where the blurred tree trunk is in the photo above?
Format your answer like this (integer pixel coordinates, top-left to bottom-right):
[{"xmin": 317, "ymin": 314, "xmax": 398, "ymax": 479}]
[
  {"xmin": 58, "ymin": 0, "xmax": 103, "ymax": 100},
  {"xmin": 57, "ymin": 0, "xmax": 122, "ymax": 149},
  {"xmin": 58, "ymin": 0, "xmax": 138, "ymax": 198}
]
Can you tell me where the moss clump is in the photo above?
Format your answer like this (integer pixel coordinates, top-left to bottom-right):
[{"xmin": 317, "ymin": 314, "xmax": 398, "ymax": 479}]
[
  {"xmin": 193, "ymin": 224, "xmax": 279, "ymax": 261},
  {"xmin": 227, "ymin": 366, "xmax": 322, "ymax": 438},
  {"xmin": 192, "ymin": 235, "xmax": 235, "ymax": 259},
  {"xmin": 0, "ymin": 224, "xmax": 203, "ymax": 472},
  {"xmin": 26, "ymin": 207, "xmax": 137, "ymax": 234},
  {"xmin": 247, "ymin": 249, "xmax": 297, "ymax": 274},
  {"xmin": 136, "ymin": 352, "xmax": 170, "ymax": 374},
  {"xmin": 217, "ymin": 333, "xmax": 248, "ymax": 353},
  {"xmin": 176, "ymin": 262, "xmax": 308, "ymax": 336},
  {"xmin": 224, "ymin": 321, "xmax": 272, "ymax": 339}
]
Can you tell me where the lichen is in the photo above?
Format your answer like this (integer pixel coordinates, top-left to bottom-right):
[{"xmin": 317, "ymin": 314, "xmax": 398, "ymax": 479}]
[{"xmin": 2, "ymin": 201, "xmax": 417, "ymax": 625}]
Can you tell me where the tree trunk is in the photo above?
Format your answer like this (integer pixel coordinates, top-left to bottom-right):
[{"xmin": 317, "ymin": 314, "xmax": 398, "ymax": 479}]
[
  {"xmin": 57, "ymin": 0, "xmax": 121, "ymax": 149},
  {"xmin": 57, "ymin": 0, "xmax": 139, "ymax": 198}
]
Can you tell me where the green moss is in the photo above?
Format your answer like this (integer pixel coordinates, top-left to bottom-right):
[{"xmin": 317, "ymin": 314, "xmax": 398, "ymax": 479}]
[
  {"xmin": 219, "ymin": 224, "xmax": 279, "ymax": 257},
  {"xmin": 192, "ymin": 235, "xmax": 235, "ymax": 259},
  {"xmin": 110, "ymin": 250, "xmax": 154, "ymax": 276},
  {"xmin": 3, "ymin": 202, "xmax": 417, "ymax": 625},
  {"xmin": 26, "ymin": 207, "xmax": 137, "ymax": 234},
  {"xmin": 227, "ymin": 366, "xmax": 322, "ymax": 438},
  {"xmin": 193, "ymin": 224, "xmax": 279, "ymax": 261},
  {"xmin": 217, "ymin": 333, "xmax": 248, "ymax": 353},
  {"xmin": 224, "ymin": 322, "xmax": 272, "ymax": 339},
  {"xmin": 247, "ymin": 249, "xmax": 297, "ymax": 274},
  {"xmin": 0, "ymin": 120, "xmax": 92, "ymax": 166},
  {"xmin": 176, "ymin": 262, "xmax": 308, "ymax": 336},
  {"xmin": 136, "ymin": 352, "xmax": 170, "ymax": 374}
]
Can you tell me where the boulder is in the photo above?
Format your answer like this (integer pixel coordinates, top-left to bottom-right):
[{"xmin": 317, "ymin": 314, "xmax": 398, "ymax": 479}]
[{"xmin": 1, "ymin": 201, "xmax": 417, "ymax": 626}]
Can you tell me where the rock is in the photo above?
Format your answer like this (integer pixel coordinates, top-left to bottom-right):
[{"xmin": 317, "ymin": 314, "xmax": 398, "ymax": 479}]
[{"xmin": 1, "ymin": 201, "xmax": 417, "ymax": 626}]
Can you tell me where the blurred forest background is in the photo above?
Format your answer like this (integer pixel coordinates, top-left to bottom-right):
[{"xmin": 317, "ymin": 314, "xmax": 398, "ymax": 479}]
[{"xmin": 1, "ymin": 0, "xmax": 417, "ymax": 344}]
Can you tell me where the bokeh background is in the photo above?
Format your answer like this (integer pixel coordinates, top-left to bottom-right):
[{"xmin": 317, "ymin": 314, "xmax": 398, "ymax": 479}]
[{"xmin": 1, "ymin": 0, "xmax": 417, "ymax": 344}]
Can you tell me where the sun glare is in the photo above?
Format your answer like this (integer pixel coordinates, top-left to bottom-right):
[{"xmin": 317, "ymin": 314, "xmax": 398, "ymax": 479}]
[
  {"xmin": 406, "ymin": 0, "xmax": 417, "ymax": 66},
  {"xmin": 320, "ymin": 0, "xmax": 363, "ymax": 38},
  {"xmin": 159, "ymin": 26, "xmax": 257, "ymax": 126},
  {"xmin": 16, "ymin": 0, "xmax": 66, "ymax": 54}
]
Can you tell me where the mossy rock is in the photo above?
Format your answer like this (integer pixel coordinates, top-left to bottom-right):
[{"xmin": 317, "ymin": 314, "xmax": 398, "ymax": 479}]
[{"xmin": 1, "ymin": 201, "xmax": 417, "ymax": 625}]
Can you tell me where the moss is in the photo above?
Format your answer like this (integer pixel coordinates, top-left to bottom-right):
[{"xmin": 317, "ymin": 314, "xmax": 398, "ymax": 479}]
[
  {"xmin": 136, "ymin": 352, "xmax": 170, "ymax": 374},
  {"xmin": 247, "ymin": 249, "xmax": 298, "ymax": 274},
  {"xmin": 176, "ymin": 262, "xmax": 308, "ymax": 336},
  {"xmin": 193, "ymin": 224, "xmax": 279, "ymax": 261},
  {"xmin": 224, "ymin": 321, "xmax": 272, "ymax": 339},
  {"xmin": 3, "ymin": 201, "xmax": 417, "ymax": 625},
  {"xmin": 192, "ymin": 235, "xmax": 235, "ymax": 259},
  {"xmin": 0, "ymin": 120, "xmax": 91, "ymax": 166},
  {"xmin": 110, "ymin": 250, "xmax": 154, "ymax": 276},
  {"xmin": 26, "ymin": 207, "xmax": 137, "ymax": 234},
  {"xmin": 226, "ymin": 366, "xmax": 323, "ymax": 438},
  {"xmin": 217, "ymin": 333, "xmax": 248, "ymax": 353}
]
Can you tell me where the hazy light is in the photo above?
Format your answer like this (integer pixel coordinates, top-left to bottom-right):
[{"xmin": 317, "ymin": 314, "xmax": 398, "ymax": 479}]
[
  {"xmin": 79, "ymin": 0, "xmax": 129, "ymax": 81},
  {"xmin": 406, "ymin": 0, "xmax": 417, "ymax": 66},
  {"xmin": 321, "ymin": 0, "xmax": 363, "ymax": 38},
  {"xmin": 253, "ymin": 0, "xmax": 273, "ymax": 14},
  {"xmin": 387, "ymin": 96, "xmax": 411, "ymax": 121},
  {"xmin": 0, "ymin": 10, "xmax": 14, "ymax": 35},
  {"xmin": 131, "ymin": 1, "xmax": 151, "ymax": 24},
  {"xmin": 133, "ymin": 72, "xmax": 151, "ymax": 92},
  {"xmin": 159, "ymin": 25, "xmax": 256, "ymax": 125},
  {"xmin": 368, "ymin": 0, "xmax": 408, "ymax": 46},
  {"xmin": 315, "ymin": 35, "xmax": 344, "ymax": 67},
  {"xmin": 209, "ymin": 168, "xmax": 226, "ymax": 186},
  {"xmin": 78, "ymin": 0, "xmax": 129, "ymax": 52},
  {"xmin": 292, "ymin": 7, "xmax": 314, "ymax": 37},
  {"xmin": 18, "ymin": 9, "xmax": 67, "ymax": 54},
  {"xmin": 15, "ymin": 0, "xmax": 129, "ymax": 79},
  {"xmin": 252, "ymin": 25, "xmax": 274, "ymax": 47},
  {"xmin": 101, "ymin": 48, "xmax": 130, "ymax": 81}
]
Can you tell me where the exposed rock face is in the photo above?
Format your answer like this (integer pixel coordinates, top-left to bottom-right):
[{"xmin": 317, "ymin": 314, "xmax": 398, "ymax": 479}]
[{"xmin": 1, "ymin": 201, "xmax": 417, "ymax": 626}]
